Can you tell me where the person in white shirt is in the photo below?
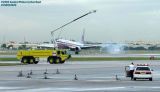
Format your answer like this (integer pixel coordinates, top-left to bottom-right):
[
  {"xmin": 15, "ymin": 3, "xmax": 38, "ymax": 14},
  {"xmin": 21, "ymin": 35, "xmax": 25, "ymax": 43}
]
[{"xmin": 129, "ymin": 62, "xmax": 135, "ymax": 80}]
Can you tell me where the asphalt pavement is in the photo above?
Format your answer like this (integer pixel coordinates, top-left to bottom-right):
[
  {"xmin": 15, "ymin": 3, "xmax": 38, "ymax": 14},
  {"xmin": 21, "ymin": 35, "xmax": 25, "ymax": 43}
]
[{"xmin": 0, "ymin": 60, "xmax": 159, "ymax": 91}]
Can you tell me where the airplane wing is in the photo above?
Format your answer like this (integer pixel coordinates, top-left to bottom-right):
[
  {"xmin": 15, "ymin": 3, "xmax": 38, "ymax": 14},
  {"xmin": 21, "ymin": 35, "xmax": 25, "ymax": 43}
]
[
  {"xmin": 37, "ymin": 44, "xmax": 56, "ymax": 48},
  {"xmin": 80, "ymin": 44, "xmax": 101, "ymax": 49}
]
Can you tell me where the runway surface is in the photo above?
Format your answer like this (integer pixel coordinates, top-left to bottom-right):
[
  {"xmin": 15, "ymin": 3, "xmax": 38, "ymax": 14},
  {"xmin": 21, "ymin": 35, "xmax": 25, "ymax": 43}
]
[{"xmin": 0, "ymin": 60, "xmax": 160, "ymax": 92}]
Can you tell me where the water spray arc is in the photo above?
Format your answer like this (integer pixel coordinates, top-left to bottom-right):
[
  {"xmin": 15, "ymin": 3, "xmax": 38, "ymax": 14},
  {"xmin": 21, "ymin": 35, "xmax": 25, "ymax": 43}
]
[{"xmin": 50, "ymin": 10, "xmax": 97, "ymax": 44}]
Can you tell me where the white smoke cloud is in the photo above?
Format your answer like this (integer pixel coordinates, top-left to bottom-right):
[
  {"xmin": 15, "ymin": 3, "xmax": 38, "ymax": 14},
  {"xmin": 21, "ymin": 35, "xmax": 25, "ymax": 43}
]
[{"xmin": 100, "ymin": 43, "xmax": 127, "ymax": 54}]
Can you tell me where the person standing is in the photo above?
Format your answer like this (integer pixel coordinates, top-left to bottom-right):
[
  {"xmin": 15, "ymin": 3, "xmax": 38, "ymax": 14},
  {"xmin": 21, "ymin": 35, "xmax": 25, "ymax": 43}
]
[{"xmin": 129, "ymin": 62, "xmax": 135, "ymax": 80}]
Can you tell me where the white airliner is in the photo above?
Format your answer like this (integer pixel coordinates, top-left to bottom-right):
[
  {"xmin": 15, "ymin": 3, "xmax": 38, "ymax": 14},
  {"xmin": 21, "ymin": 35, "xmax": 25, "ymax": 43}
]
[
  {"xmin": 37, "ymin": 39, "xmax": 98, "ymax": 51},
  {"xmin": 37, "ymin": 31, "xmax": 100, "ymax": 51},
  {"xmin": 56, "ymin": 39, "xmax": 99, "ymax": 51}
]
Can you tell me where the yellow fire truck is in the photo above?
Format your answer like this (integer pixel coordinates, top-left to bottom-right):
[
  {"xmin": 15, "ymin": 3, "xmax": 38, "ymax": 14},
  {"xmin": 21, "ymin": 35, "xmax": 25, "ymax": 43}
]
[{"xmin": 17, "ymin": 49, "xmax": 71, "ymax": 64}]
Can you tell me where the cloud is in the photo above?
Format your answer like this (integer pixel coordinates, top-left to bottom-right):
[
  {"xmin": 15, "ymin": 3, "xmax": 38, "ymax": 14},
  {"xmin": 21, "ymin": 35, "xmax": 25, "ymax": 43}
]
[{"xmin": 139, "ymin": 10, "xmax": 160, "ymax": 16}]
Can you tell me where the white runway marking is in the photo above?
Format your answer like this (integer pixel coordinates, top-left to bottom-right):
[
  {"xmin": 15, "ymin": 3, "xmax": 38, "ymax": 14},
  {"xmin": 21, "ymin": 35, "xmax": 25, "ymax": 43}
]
[
  {"xmin": 0, "ymin": 87, "xmax": 23, "ymax": 90},
  {"xmin": 3, "ymin": 86, "xmax": 160, "ymax": 92},
  {"xmin": 3, "ymin": 87, "xmax": 125, "ymax": 92}
]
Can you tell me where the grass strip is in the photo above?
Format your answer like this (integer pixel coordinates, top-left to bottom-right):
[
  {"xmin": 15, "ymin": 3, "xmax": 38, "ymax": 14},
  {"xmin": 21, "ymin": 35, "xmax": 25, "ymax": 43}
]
[
  {"xmin": 0, "ymin": 63, "xmax": 24, "ymax": 66},
  {"xmin": 0, "ymin": 58, "xmax": 19, "ymax": 61},
  {"xmin": 0, "ymin": 57, "xmax": 160, "ymax": 61},
  {"xmin": 70, "ymin": 57, "xmax": 160, "ymax": 61}
]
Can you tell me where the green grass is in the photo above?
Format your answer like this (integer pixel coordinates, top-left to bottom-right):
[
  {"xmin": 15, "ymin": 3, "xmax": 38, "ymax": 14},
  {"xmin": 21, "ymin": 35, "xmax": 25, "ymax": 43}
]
[
  {"xmin": 0, "ymin": 58, "xmax": 19, "ymax": 61},
  {"xmin": 0, "ymin": 53, "xmax": 16, "ymax": 55},
  {"xmin": 0, "ymin": 57, "xmax": 160, "ymax": 62},
  {"xmin": 0, "ymin": 63, "xmax": 24, "ymax": 66},
  {"xmin": 70, "ymin": 57, "xmax": 160, "ymax": 61}
]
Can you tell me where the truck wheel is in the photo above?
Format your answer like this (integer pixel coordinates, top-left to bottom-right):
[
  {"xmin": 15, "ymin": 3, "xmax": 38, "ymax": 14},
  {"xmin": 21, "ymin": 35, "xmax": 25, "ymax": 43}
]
[
  {"xmin": 34, "ymin": 61, "xmax": 39, "ymax": 64},
  {"xmin": 54, "ymin": 58, "xmax": 60, "ymax": 64},
  {"xmin": 21, "ymin": 57, "xmax": 28, "ymax": 64},
  {"xmin": 48, "ymin": 57, "xmax": 54, "ymax": 64},
  {"xmin": 29, "ymin": 57, "xmax": 35, "ymax": 64},
  {"xmin": 134, "ymin": 78, "xmax": 136, "ymax": 81},
  {"xmin": 60, "ymin": 60, "xmax": 65, "ymax": 64}
]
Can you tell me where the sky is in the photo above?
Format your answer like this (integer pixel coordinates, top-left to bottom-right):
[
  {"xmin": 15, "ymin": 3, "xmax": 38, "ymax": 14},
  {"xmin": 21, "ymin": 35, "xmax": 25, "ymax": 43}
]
[{"xmin": 0, "ymin": 0, "xmax": 160, "ymax": 43}]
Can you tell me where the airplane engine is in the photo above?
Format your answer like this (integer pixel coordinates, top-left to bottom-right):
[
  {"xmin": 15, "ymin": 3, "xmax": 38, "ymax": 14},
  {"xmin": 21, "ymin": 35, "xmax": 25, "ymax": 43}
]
[
  {"xmin": 69, "ymin": 46, "xmax": 81, "ymax": 54},
  {"xmin": 75, "ymin": 46, "xmax": 81, "ymax": 54}
]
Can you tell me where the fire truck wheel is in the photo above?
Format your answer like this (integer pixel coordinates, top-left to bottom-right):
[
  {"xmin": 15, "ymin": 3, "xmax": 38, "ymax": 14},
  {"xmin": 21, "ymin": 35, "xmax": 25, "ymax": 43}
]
[
  {"xmin": 60, "ymin": 60, "xmax": 65, "ymax": 64},
  {"xmin": 48, "ymin": 57, "xmax": 54, "ymax": 64},
  {"xmin": 54, "ymin": 58, "xmax": 61, "ymax": 64},
  {"xmin": 34, "ymin": 61, "xmax": 39, "ymax": 64},
  {"xmin": 29, "ymin": 57, "xmax": 35, "ymax": 64},
  {"xmin": 21, "ymin": 57, "xmax": 28, "ymax": 64}
]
